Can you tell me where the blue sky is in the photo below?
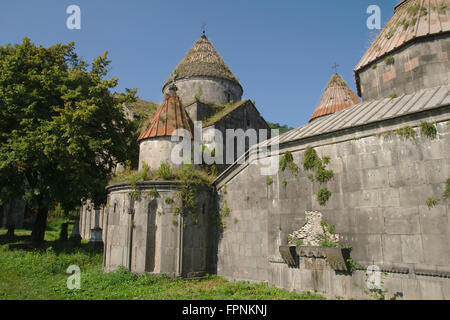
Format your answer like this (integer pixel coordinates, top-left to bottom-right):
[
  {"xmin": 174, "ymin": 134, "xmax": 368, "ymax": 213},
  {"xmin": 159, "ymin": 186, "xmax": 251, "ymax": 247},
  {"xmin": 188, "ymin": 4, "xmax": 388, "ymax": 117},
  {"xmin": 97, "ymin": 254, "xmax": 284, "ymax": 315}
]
[{"xmin": 0, "ymin": 0, "xmax": 398, "ymax": 128}]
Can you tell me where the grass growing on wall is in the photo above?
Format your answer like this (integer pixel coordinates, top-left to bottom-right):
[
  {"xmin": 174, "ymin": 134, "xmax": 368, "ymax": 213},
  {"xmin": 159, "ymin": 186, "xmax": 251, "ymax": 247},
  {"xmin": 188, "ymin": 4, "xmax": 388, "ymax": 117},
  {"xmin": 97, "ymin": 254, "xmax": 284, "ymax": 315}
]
[
  {"xmin": 303, "ymin": 147, "xmax": 334, "ymax": 206},
  {"xmin": 419, "ymin": 121, "xmax": 437, "ymax": 140},
  {"xmin": 395, "ymin": 126, "xmax": 416, "ymax": 142},
  {"xmin": 443, "ymin": 178, "xmax": 450, "ymax": 200},
  {"xmin": 279, "ymin": 151, "xmax": 299, "ymax": 177},
  {"xmin": 0, "ymin": 229, "xmax": 324, "ymax": 300},
  {"xmin": 110, "ymin": 162, "xmax": 216, "ymax": 186}
]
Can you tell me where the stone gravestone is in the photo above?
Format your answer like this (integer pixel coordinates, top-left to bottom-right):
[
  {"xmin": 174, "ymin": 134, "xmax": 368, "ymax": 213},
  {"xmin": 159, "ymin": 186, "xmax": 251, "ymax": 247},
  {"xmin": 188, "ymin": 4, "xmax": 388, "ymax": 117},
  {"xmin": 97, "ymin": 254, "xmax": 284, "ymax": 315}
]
[
  {"xmin": 2, "ymin": 199, "xmax": 26, "ymax": 229},
  {"xmin": 59, "ymin": 223, "xmax": 69, "ymax": 242},
  {"xmin": 69, "ymin": 219, "xmax": 82, "ymax": 245},
  {"xmin": 89, "ymin": 226, "xmax": 103, "ymax": 249},
  {"xmin": 88, "ymin": 209, "xmax": 103, "ymax": 249}
]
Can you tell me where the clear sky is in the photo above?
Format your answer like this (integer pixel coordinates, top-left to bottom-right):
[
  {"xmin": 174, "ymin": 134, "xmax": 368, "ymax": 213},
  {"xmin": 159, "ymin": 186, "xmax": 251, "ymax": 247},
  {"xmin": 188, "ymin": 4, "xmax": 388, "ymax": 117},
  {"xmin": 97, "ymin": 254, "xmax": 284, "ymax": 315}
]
[{"xmin": 0, "ymin": 0, "xmax": 398, "ymax": 128}]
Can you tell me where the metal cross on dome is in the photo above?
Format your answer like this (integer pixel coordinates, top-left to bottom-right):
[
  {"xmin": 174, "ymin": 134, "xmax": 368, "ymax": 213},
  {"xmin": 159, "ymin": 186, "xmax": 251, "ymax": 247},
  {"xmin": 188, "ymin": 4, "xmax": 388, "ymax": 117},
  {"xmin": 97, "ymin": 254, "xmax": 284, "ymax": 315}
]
[
  {"xmin": 201, "ymin": 23, "xmax": 206, "ymax": 36},
  {"xmin": 332, "ymin": 63, "xmax": 339, "ymax": 74}
]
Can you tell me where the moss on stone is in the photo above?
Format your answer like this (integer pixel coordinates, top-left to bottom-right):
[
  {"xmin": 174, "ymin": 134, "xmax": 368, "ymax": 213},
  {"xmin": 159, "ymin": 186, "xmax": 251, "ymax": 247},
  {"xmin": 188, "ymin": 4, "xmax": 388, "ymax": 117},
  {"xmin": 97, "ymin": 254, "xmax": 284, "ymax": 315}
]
[
  {"xmin": 202, "ymin": 100, "xmax": 248, "ymax": 127},
  {"xmin": 419, "ymin": 121, "xmax": 437, "ymax": 139}
]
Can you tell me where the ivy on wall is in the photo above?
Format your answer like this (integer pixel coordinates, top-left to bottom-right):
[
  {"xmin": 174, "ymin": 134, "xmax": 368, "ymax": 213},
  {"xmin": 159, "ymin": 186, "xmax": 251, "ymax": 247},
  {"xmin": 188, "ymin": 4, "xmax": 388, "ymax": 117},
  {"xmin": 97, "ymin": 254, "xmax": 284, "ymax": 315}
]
[
  {"xmin": 279, "ymin": 151, "xmax": 299, "ymax": 177},
  {"xmin": 302, "ymin": 147, "xmax": 334, "ymax": 206}
]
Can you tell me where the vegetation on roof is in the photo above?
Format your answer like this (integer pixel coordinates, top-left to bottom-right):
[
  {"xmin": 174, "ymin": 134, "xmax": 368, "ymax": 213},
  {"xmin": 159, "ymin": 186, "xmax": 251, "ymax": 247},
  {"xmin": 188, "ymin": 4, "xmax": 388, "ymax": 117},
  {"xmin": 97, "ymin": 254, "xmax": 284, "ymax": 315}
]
[
  {"xmin": 328, "ymin": 74, "xmax": 348, "ymax": 87},
  {"xmin": 202, "ymin": 100, "xmax": 247, "ymax": 127},
  {"xmin": 110, "ymin": 161, "xmax": 215, "ymax": 185},
  {"xmin": 165, "ymin": 37, "xmax": 240, "ymax": 85},
  {"xmin": 356, "ymin": 0, "xmax": 449, "ymax": 72},
  {"xmin": 172, "ymin": 62, "xmax": 239, "ymax": 84}
]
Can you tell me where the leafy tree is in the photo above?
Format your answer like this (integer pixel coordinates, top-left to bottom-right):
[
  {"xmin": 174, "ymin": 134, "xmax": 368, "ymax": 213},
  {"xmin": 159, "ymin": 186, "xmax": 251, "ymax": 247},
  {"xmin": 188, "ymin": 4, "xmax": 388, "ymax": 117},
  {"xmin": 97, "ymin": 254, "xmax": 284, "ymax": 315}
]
[
  {"xmin": 267, "ymin": 122, "xmax": 294, "ymax": 135},
  {"xmin": 0, "ymin": 38, "xmax": 137, "ymax": 243}
]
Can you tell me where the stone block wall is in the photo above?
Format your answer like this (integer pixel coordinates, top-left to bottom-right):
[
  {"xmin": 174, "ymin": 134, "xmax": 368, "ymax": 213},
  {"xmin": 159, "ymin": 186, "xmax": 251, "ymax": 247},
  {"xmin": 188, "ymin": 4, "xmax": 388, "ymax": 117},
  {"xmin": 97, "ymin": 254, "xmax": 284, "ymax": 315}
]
[
  {"xmin": 79, "ymin": 202, "xmax": 106, "ymax": 241},
  {"xmin": 139, "ymin": 137, "xmax": 189, "ymax": 171},
  {"xmin": 163, "ymin": 77, "xmax": 243, "ymax": 106},
  {"xmin": 215, "ymin": 109, "xmax": 450, "ymax": 299},
  {"xmin": 203, "ymin": 102, "xmax": 271, "ymax": 173},
  {"xmin": 357, "ymin": 35, "xmax": 450, "ymax": 101},
  {"xmin": 103, "ymin": 181, "xmax": 214, "ymax": 278}
]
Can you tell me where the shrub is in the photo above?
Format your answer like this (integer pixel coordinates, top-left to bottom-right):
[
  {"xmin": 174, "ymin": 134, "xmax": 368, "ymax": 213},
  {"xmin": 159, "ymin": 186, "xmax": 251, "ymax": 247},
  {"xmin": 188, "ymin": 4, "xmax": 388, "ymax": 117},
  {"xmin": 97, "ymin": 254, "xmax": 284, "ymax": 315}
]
[
  {"xmin": 317, "ymin": 188, "xmax": 331, "ymax": 206},
  {"xmin": 395, "ymin": 126, "xmax": 416, "ymax": 141},
  {"xmin": 158, "ymin": 161, "xmax": 173, "ymax": 180},
  {"xmin": 385, "ymin": 56, "xmax": 395, "ymax": 65},
  {"xmin": 279, "ymin": 151, "xmax": 299, "ymax": 176},
  {"xmin": 303, "ymin": 147, "xmax": 320, "ymax": 171},
  {"xmin": 419, "ymin": 121, "xmax": 437, "ymax": 139},
  {"xmin": 426, "ymin": 197, "xmax": 439, "ymax": 209},
  {"xmin": 443, "ymin": 178, "xmax": 450, "ymax": 200},
  {"xmin": 389, "ymin": 93, "xmax": 398, "ymax": 99}
]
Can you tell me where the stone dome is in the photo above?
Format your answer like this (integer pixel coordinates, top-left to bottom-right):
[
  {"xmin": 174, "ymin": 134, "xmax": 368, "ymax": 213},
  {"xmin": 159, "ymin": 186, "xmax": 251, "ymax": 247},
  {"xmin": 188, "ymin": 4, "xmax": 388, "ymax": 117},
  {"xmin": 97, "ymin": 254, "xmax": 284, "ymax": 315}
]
[
  {"xmin": 309, "ymin": 74, "xmax": 360, "ymax": 122},
  {"xmin": 162, "ymin": 35, "xmax": 243, "ymax": 105}
]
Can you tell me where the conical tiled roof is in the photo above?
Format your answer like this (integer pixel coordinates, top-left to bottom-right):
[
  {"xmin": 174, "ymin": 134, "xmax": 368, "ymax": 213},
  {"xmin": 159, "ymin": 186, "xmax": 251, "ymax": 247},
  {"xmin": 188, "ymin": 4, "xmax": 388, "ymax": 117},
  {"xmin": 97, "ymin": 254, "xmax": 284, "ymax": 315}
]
[
  {"xmin": 164, "ymin": 35, "xmax": 240, "ymax": 86},
  {"xmin": 138, "ymin": 88, "xmax": 193, "ymax": 141},
  {"xmin": 309, "ymin": 74, "xmax": 360, "ymax": 122},
  {"xmin": 355, "ymin": 0, "xmax": 450, "ymax": 72}
]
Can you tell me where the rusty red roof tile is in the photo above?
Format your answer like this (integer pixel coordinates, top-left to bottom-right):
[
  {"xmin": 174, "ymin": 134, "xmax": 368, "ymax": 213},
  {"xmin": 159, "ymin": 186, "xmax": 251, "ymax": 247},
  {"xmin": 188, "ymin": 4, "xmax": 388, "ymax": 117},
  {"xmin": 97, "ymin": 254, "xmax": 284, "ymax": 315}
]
[
  {"xmin": 137, "ymin": 88, "xmax": 193, "ymax": 141},
  {"xmin": 309, "ymin": 74, "xmax": 360, "ymax": 122},
  {"xmin": 355, "ymin": 0, "xmax": 450, "ymax": 72}
]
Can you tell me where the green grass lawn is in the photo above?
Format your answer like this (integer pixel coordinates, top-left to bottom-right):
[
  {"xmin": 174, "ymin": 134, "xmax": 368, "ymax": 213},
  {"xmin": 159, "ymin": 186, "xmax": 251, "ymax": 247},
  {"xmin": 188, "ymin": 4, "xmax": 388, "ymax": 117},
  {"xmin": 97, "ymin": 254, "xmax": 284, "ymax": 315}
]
[{"xmin": 0, "ymin": 221, "xmax": 324, "ymax": 300}]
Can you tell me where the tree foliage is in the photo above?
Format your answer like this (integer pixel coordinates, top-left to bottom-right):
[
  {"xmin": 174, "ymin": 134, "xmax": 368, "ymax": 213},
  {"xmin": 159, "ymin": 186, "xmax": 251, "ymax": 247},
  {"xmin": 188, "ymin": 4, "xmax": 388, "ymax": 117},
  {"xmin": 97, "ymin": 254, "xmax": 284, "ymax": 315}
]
[
  {"xmin": 267, "ymin": 122, "xmax": 294, "ymax": 135},
  {"xmin": 0, "ymin": 38, "xmax": 137, "ymax": 242}
]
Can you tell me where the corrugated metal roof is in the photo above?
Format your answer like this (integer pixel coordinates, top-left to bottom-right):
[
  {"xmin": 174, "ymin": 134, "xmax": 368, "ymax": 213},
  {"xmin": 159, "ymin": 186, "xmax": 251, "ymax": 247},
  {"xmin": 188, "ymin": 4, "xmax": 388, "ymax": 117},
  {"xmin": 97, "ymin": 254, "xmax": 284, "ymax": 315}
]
[
  {"xmin": 309, "ymin": 74, "xmax": 360, "ymax": 122},
  {"xmin": 355, "ymin": 0, "xmax": 450, "ymax": 72},
  {"xmin": 267, "ymin": 85, "xmax": 449, "ymax": 146},
  {"xmin": 137, "ymin": 89, "xmax": 193, "ymax": 141},
  {"xmin": 164, "ymin": 35, "xmax": 240, "ymax": 87}
]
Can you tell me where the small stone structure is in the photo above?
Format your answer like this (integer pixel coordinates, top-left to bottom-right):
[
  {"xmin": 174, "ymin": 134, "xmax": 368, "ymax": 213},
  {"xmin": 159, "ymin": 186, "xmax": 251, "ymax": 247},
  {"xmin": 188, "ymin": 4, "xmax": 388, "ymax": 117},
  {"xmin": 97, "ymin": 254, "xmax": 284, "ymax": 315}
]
[
  {"xmin": 69, "ymin": 219, "xmax": 82, "ymax": 245},
  {"xmin": 103, "ymin": 182, "xmax": 215, "ymax": 277},
  {"xmin": 288, "ymin": 211, "xmax": 339, "ymax": 246},
  {"xmin": 1, "ymin": 199, "xmax": 26, "ymax": 229}
]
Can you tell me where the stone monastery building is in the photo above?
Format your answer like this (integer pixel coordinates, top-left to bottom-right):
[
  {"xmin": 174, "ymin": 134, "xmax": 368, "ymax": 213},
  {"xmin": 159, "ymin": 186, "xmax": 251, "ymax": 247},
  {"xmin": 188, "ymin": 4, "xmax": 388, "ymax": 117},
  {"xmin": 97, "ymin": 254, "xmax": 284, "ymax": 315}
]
[{"xmin": 81, "ymin": 0, "xmax": 450, "ymax": 299}]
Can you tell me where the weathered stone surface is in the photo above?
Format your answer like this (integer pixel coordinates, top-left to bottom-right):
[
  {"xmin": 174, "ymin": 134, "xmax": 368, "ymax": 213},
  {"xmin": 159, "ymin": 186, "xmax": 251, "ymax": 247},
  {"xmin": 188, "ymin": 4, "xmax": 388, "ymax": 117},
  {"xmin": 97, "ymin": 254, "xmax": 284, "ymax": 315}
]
[
  {"xmin": 103, "ymin": 182, "xmax": 213, "ymax": 278},
  {"xmin": 288, "ymin": 211, "xmax": 339, "ymax": 246},
  {"xmin": 215, "ymin": 112, "xmax": 450, "ymax": 299}
]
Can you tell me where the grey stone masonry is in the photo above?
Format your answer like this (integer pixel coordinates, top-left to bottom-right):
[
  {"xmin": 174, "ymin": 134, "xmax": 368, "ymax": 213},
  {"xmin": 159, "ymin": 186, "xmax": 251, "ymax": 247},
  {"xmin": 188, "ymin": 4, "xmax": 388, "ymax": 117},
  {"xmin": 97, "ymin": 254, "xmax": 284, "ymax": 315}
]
[
  {"xmin": 163, "ymin": 77, "xmax": 242, "ymax": 106},
  {"xmin": 103, "ymin": 181, "xmax": 215, "ymax": 278},
  {"xmin": 215, "ymin": 107, "xmax": 450, "ymax": 299},
  {"xmin": 357, "ymin": 35, "xmax": 450, "ymax": 101}
]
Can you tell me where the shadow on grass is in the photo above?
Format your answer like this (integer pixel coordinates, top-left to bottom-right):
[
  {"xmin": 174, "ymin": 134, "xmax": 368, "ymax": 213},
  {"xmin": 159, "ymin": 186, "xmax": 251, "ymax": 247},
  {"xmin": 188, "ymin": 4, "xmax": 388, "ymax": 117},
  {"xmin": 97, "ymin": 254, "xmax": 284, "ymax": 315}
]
[{"xmin": 0, "ymin": 231, "xmax": 102, "ymax": 256}]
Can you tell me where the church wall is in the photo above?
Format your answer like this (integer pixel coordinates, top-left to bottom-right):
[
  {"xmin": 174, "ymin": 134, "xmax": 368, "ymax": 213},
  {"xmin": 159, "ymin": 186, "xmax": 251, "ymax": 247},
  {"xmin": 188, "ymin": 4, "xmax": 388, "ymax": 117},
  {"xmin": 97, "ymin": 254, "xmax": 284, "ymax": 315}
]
[
  {"xmin": 163, "ymin": 77, "xmax": 243, "ymax": 106},
  {"xmin": 139, "ymin": 137, "xmax": 187, "ymax": 171},
  {"xmin": 203, "ymin": 103, "xmax": 271, "ymax": 173},
  {"xmin": 358, "ymin": 34, "xmax": 450, "ymax": 101},
  {"xmin": 103, "ymin": 182, "xmax": 214, "ymax": 277},
  {"xmin": 215, "ymin": 108, "xmax": 450, "ymax": 299}
]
